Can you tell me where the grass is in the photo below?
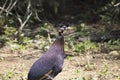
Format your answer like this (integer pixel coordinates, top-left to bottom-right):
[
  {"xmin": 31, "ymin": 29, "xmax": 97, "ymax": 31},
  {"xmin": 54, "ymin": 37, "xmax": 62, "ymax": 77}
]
[{"xmin": 0, "ymin": 46, "xmax": 120, "ymax": 80}]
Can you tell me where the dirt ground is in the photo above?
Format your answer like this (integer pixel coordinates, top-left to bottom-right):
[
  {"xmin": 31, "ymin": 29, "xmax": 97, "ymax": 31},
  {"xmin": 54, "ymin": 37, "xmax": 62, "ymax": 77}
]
[{"xmin": 0, "ymin": 46, "xmax": 120, "ymax": 80}]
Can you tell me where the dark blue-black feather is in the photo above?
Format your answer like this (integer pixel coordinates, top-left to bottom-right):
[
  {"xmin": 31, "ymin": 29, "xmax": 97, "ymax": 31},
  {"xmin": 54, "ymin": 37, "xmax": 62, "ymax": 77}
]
[{"xmin": 28, "ymin": 24, "xmax": 68, "ymax": 80}]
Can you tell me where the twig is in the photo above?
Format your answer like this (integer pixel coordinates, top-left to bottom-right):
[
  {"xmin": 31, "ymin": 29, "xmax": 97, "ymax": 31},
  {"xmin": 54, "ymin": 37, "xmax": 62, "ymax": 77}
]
[
  {"xmin": 35, "ymin": 10, "xmax": 42, "ymax": 21},
  {"xmin": 0, "ymin": 6, "xmax": 13, "ymax": 15},
  {"xmin": 23, "ymin": 12, "xmax": 32, "ymax": 29},
  {"xmin": 27, "ymin": 0, "xmax": 31, "ymax": 13},
  {"xmin": 17, "ymin": 12, "xmax": 32, "ymax": 33},
  {"xmin": 6, "ymin": 0, "xmax": 18, "ymax": 16},
  {"xmin": 6, "ymin": 0, "xmax": 13, "ymax": 11},
  {"xmin": 40, "ymin": 27, "xmax": 52, "ymax": 44},
  {"xmin": 0, "ymin": 0, "xmax": 8, "ymax": 14},
  {"xmin": 17, "ymin": 12, "xmax": 32, "ymax": 43},
  {"xmin": 48, "ymin": 31, "xmax": 52, "ymax": 44},
  {"xmin": 114, "ymin": 2, "xmax": 120, "ymax": 7},
  {"xmin": 23, "ymin": 0, "xmax": 31, "ymax": 21},
  {"xmin": 17, "ymin": 0, "xmax": 32, "ymax": 32},
  {"xmin": 16, "ymin": 0, "xmax": 32, "ymax": 43}
]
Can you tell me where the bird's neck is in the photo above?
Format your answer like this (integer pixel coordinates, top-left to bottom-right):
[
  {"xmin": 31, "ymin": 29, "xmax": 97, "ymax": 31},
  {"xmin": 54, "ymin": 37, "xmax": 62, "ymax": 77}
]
[
  {"xmin": 55, "ymin": 35, "xmax": 64, "ymax": 46},
  {"xmin": 50, "ymin": 31, "xmax": 64, "ymax": 51},
  {"xmin": 51, "ymin": 34, "xmax": 64, "ymax": 51}
]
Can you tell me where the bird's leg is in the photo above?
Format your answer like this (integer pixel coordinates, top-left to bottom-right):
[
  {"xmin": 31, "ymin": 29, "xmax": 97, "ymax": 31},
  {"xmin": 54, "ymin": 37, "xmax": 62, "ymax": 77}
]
[
  {"xmin": 45, "ymin": 74, "xmax": 54, "ymax": 80},
  {"xmin": 40, "ymin": 70, "xmax": 53, "ymax": 80},
  {"xmin": 45, "ymin": 70, "xmax": 53, "ymax": 79}
]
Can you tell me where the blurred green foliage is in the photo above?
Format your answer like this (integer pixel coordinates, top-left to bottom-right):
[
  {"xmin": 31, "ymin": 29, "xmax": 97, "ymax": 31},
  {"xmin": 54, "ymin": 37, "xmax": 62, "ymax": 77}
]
[
  {"xmin": 0, "ymin": 70, "xmax": 25, "ymax": 80},
  {"xmin": 0, "ymin": 0, "xmax": 120, "ymax": 54},
  {"xmin": 73, "ymin": 41, "xmax": 97, "ymax": 52},
  {"xmin": 4, "ymin": 27, "xmax": 16, "ymax": 37},
  {"xmin": 100, "ymin": 40, "xmax": 120, "ymax": 52}
]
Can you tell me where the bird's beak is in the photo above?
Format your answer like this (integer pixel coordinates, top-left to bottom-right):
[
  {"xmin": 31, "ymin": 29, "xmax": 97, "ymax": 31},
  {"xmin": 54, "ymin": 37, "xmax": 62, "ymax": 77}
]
[{"xmin": 66, "ymin": 26, "xmax": 72, "ymax": 30}]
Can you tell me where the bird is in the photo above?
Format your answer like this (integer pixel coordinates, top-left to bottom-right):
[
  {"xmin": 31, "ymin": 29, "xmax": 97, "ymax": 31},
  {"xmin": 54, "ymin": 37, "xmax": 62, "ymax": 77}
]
[{"xmin": 27, "ymin": 24, "xmax": 69, "ymax": 80}]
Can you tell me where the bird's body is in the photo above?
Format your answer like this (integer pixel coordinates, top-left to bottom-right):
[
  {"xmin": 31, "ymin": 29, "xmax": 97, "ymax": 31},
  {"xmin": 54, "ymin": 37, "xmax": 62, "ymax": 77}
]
[{"xmin": 28, "ymin": 24, "xmax": 68, "ymax": 80}]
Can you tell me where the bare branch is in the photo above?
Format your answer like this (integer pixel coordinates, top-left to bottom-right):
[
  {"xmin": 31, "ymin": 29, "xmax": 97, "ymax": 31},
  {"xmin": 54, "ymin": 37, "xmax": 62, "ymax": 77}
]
[
  {"xmin": 16, "ymin": 0, "xmax": 32, "ymax": 33},
  {"xmin": 0, "ymin": 6, "xmax": 13, "ymax": 15},
  {"xmin": 13, "ymin": 0, "xmax": 33, "ymax": 43},
  {"xmin": 16, "ymin": 12, "xmax": 32, "ymax": 43},
  {"xmin": 27, "ymin": 0, "xmax": 31, "ymax": 13},
  {"xmin": 114, "ymin": 2, "xmax": 120, "ymax": 7},
  {"xmin": 6, "ymin": 0, "xmax": 18, "ymax": 16},
  {"xmin": 0, "ymin": 0, "xmax": 18, "ymax": 15},
  {"xmin": 21, "ymin": 12, "xmax": 32, "ymax": 30},
  {"xmin": 8, "ymin": 0, "xmax": 17, "ymax": 10},
  {"xmin": 0, "ymin": 0, "xmax": 8, "ymax": 14},
  {"xmin": 18, "ymin": 17, "xmax": 23, "ymax": 25},
  {"xmin": 35, "ymin": 10, "xmax": 42, "ymax": 22},
  {"xmin": 6, "ymin": 0, "xmax": 13, "ymax": 11}
]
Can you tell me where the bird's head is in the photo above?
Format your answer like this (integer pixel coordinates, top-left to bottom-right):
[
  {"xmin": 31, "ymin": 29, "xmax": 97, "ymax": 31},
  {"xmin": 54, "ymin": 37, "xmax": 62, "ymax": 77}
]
[{"xmin": 56, "ymin": 23, "xmax": 70, "ymax": 35}]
